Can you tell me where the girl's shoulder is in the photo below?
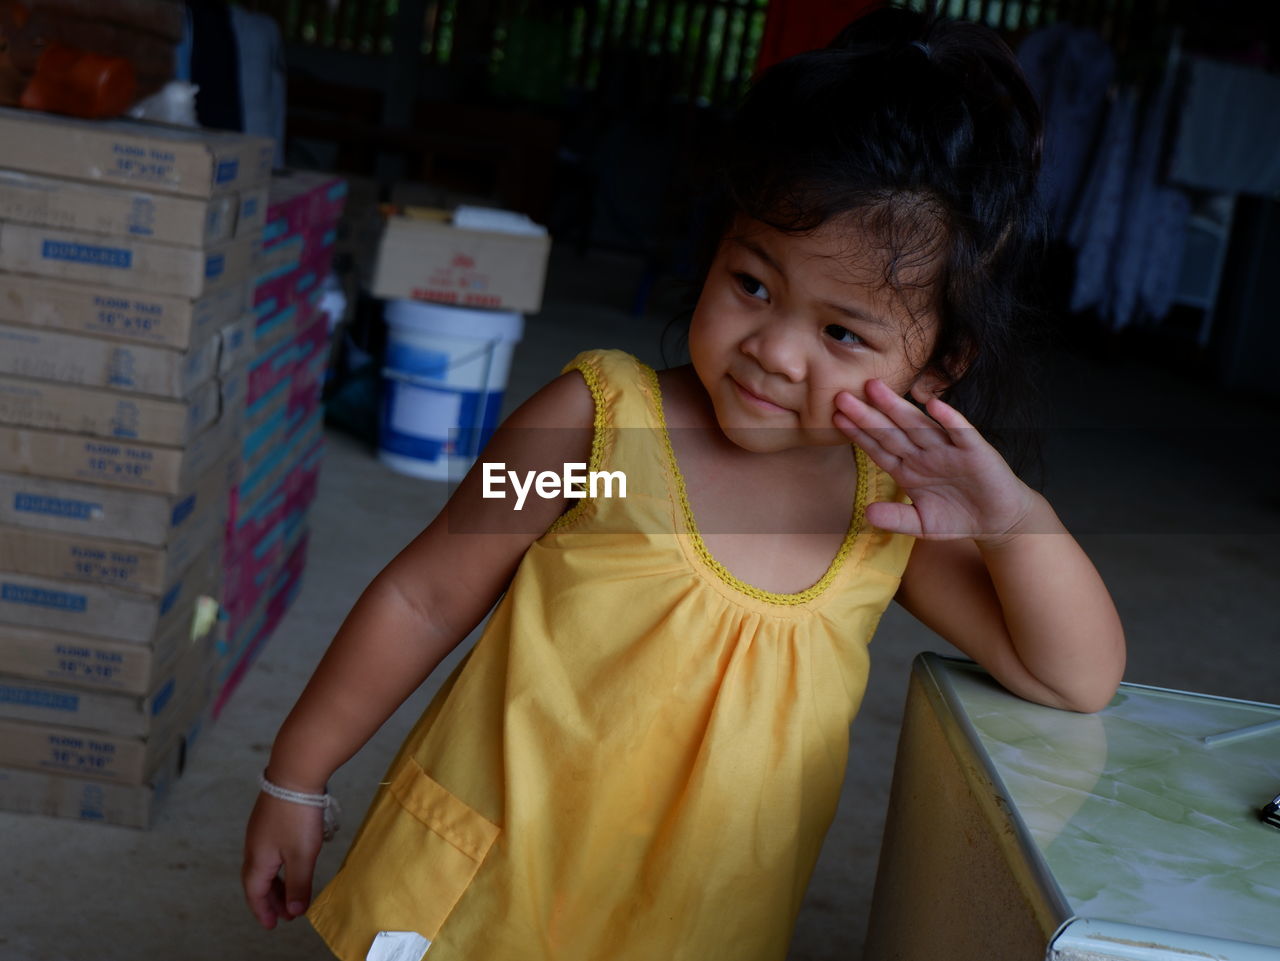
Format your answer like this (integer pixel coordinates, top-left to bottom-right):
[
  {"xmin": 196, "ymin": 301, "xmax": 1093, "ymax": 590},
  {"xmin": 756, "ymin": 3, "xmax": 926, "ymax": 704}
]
[
  {"xmin": 561, "ymin": 349, "xmax": 655, "ymax": 393},
  {"xmin": 560, "ymin": 349, "xmax": 683, "ymax": 431},
  {"xmin": 511, "ymin": 366, "xmax": 597, "ymax": 432}
]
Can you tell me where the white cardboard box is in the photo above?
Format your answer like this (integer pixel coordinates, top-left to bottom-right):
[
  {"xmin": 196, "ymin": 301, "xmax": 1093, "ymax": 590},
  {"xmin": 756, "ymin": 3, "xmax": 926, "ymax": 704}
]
[
  {"xmin": 0, "ymin": 169, "xmax": 267, "ymax": 248},
  {"xmin": 0, "ymin": 107, "xmax": 274, "ymax": 198},
  {"xmin": 0, "ymin": 459, "xmax": 233, "ymax": 545},
  {"xmin": 0, "ymin": 273, "xmax": 244, "ymax": 350},
  {"xmin": 370, "ymin": 208, "xmax": 551, "ymax": 313},
  {"xmin": 0, "ymin": 223, "xmax": 254, "ymax": 299}
]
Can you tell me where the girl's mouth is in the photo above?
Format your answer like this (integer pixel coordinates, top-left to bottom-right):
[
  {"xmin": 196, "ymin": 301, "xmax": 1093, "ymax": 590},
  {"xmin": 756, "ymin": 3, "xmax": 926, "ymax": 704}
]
[{"xmin": 731, "ymin": 376, "xmax": 790, "ymax": 413}]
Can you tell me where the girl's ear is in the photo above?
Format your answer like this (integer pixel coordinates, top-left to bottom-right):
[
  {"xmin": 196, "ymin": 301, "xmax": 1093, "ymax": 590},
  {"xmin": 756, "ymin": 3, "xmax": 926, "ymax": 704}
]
[
  {"xmin": 911, "ymin": 337, "xmax": 976, "ymax": 403},
  {"xmin": 909, "ymin": 368, "xmax": 951, "ymax": 403}
]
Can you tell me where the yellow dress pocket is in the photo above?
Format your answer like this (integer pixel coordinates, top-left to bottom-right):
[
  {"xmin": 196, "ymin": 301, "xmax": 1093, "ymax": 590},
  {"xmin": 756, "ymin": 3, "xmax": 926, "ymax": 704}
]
[{"xmin": 308, "ymin": 759, "xmax": 500, "ymax": 961}]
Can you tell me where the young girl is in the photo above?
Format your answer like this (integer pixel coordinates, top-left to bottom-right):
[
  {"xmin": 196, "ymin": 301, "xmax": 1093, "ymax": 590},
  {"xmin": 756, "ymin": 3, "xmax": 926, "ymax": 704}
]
[{"xmin": 242, "ymin": 8, "xmax": 1125, "ymax": 960}]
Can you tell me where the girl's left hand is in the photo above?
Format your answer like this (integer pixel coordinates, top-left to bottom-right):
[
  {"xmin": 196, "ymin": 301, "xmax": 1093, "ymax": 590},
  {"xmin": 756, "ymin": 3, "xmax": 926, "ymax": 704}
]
[{"xmin": 833, "ymin": 379, "xmax": 1035, "ymax": 543}]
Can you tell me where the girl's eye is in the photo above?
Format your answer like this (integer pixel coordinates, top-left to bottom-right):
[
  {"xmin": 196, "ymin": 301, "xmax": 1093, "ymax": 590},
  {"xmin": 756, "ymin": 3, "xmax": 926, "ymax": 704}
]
[
  {"xmin": 824, "ymin": 324, "xmax": 863, "ymax": 346},
  {"xmin": 735, "ymin": 273, "xmax": 769, "ymax": 301}
]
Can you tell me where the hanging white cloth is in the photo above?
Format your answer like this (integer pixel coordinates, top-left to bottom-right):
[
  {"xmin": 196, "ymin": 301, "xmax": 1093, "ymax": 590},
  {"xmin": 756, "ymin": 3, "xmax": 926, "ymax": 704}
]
[
  {"xmin": 1067, "ymin": 86, "xmax": 1136, "ymax": 317},
  {"xmin": 1106, "ymin": 57, "xmax": 1192, "ymax": 331},
  {"xmin": 1018, "ymin": 25, "xmax": 1116, "ymax": 239},
  {"xmin": 1168, "ymin": 57, "xmax": 1280, "ymax": 195}
]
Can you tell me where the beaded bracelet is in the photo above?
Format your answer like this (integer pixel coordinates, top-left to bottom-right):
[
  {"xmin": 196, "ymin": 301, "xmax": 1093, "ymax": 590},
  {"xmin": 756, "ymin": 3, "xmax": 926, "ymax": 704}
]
[{"xmin": 259, "ymin": 771, "xmax": 341, "ymax": 841}]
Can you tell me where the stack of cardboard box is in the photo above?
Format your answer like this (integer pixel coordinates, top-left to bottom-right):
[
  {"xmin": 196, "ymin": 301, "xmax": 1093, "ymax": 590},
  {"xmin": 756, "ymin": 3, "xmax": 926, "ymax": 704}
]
[
  {"xmin": 0, "ymin": 107, "xmax": 273, "ymax": 827},
  {"xmin": 214, "ymin": 169, "xmax": 346, "ymax": 717}
]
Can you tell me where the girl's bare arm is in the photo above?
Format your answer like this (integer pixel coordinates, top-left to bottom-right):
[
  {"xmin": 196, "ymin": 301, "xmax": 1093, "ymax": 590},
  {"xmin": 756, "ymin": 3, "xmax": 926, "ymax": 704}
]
[
  {"xmin": 896, "ymin": 505, "xmax": 1125, "ymax": 713},
  {"xmin": 835, "ymin": 379, "xmax": 1124, "ymax": 713},
  {"xmin": 242, "ymin": 370, "xmax": 593, "ymax": 928}
]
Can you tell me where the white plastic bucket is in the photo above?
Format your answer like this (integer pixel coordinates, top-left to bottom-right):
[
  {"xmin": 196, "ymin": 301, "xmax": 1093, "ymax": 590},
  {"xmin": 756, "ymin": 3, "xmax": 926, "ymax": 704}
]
[{"xmin": 378, "ymin": 300, "xmax": 524, "ymax": 481}]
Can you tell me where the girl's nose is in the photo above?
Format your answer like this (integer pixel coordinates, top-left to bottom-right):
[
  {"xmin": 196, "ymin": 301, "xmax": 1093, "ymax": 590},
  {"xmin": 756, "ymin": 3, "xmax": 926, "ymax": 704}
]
[{"xmin": 742, "ymin": 324, "xmax": 805, "ymax": 382}]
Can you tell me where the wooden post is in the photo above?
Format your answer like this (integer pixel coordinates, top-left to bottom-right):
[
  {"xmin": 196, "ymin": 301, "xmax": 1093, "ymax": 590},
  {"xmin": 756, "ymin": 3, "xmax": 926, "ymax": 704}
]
[{"xmin": 377, "ymin": 0, "xmax": 430, "ymax": 181}]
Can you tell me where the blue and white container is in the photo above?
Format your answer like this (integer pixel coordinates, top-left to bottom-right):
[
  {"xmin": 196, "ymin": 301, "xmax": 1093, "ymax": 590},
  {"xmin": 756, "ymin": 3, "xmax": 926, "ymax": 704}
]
[{"xmin": 378, "ymin": 300, "xmax": 524, "ymax": 481}]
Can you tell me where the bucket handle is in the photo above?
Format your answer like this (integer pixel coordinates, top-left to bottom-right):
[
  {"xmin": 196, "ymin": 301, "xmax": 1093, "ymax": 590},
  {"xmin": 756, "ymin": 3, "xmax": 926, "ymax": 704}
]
[
  {"xmin": 383, "ymin": 367, "xmax": 453, "ymax": 388},
  {"xmin": 471, "ymin": 338, "xmax": 497, "ymax": 453},
  {"xmin": 383, "ymin": 338, "xmax": 500, "ymax": 456},
  {"xmin": 384, "ymin": 339, "xmax": 500, "ymax": 381}
]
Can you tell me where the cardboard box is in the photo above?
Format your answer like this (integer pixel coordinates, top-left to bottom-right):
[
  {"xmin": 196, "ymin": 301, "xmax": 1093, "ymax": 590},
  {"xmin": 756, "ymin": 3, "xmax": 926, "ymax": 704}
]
[
  {"xmin": 288, "ymin": 437, "xmax": 325, "ymax": 509},
  {"xmin": 0, "ymin": 373, "xmax": 221, "ymax": 445},
  {"xmin": 232, "ymin": 408, "xmax": 322, "ymax": 531},
  {"xmin": 256, "ymin": 220, "xmax": 338, "ymax": 281},
  {"xmin": 226, "ymin": 426, "xmax": 317, "ymax": 554},
  {"xmin": 0, "ymin": 598, "xmax": 215, "ymax": 695},
  {"xmin": 216, "ymin": 368, "xmax": 248, "ymax": 443},
  {"xmin": 225, "ymin": 400, "xmax": 310, "ymax": 580},
  {"xmin": 240, "ymin": 377, "xmax": 291, "ymax": 466},
  {"xmin": 0, "ymin": 170, "xmax": 267, "ymax": 248},
  {"xmin": 0, "ymin": 626, "xmax": 215, "ymax": 736},
  {"xmin": 0, "ymin": 498, "xmax": 224, "ymax": 594},
  {"xmin": 251, "ymin": 297, "xmax": 303, "ymax": 356},
  {"xmin": 0, "ymin": 407, "xmax": 237, "ymax": 493},
  {"xmin": 245, "ymin": 329, "xmax": 299, "ymax": 406},
  {"xmin": 291, "ymin": 314, "xmax": 330, "ymax": 394},
  {"xmin": 0, "ymin": 273, "xmax": 245, "ymax": 350},
  {"xmin": 0, "ymin": 223, "xmax": 254, "ymax": 299},
  {"xmin": 255, "ymin": 281, "xmax": 322, "ymax": 340},
  {"xmin": 369, "ymin": 208, "xmax": 551, "ymax": 313},
  {"xmin": 0, "ymin": 707, "xmax": 209, "ymax": 827},
  {"xmin": 226, "ymin": 460, "xmax": 315, "ymax": 619},
  {"xmin": 218, "ymin": 313, "xmax": 257, "ymax": 377},
  {"xmin": 0, "ymin": 460, "xmax": 232, "ymax": 545},
  {"xmin": 0, "ymin": 107, "xmax": 273, "ymax": 198},
  {"xmin": 0, "ymin": 546, "xmax": 221, "ymax": 643},
  {"xmin": 252, "ymin": 260, "xmax": 326, "ymax": 323},
  {"xmin": 265, "ymin": 170, "xmax": 348, "ymax": 237},
  {"xmin": 0, "ymin": 661, "xmax": 215, "ymax": 784},
  {"xmin": 0, "ymin": 321, "xmax": 220, "ymax": 397},
  {"xmin": 215, "ymin": 530, "xmax": 307, "ymax": 716},
  {"xmin": 225, "ymin": 438, "xmax": 315, "ymax": 592}
]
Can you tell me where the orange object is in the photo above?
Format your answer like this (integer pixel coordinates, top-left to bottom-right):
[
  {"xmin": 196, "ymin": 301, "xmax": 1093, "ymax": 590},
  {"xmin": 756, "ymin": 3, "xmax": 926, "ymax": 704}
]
[{"xmin": 19, "ymin": 42, "xmax": 136, "ymax": 118}]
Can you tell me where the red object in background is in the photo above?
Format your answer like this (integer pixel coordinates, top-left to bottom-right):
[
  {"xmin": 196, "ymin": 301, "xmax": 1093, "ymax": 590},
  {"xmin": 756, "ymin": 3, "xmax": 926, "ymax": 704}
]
[
  {"xmin": 756, "ymin": 0, "xmax": 885, "ymax": 71},
  {"xmin": 18, "ymin": 42, "xmax": 136, "ymax": 118}
]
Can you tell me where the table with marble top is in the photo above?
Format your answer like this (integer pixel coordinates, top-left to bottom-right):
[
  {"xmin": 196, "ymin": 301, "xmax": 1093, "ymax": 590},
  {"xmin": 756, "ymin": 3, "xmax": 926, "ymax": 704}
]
[{"xmin": 865, "ymin": 653, "xmax": 1280, "ymax": 961}]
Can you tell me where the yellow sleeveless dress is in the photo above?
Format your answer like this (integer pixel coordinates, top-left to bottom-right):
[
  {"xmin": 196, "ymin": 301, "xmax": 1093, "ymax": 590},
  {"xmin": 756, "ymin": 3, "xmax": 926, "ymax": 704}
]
[{"xmin": 309, "ymin": 349, "xmax": 914, "ymax": 961}]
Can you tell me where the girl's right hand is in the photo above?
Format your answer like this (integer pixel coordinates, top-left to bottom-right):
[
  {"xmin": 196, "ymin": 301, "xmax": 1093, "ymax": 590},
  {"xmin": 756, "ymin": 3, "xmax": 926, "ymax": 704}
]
[
  {"xmin": 242, "ymin": 791, "xmax": 325, "ymax": 929},
  {"xmin": 832, "ymin": 379, "xmax": 1035, "ymax": 543}
]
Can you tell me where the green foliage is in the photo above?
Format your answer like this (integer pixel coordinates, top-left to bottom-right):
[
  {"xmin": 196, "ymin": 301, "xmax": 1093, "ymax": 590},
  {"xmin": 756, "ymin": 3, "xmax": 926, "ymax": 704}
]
[{"xmin": 255, "ymin": 0, "xmax": 769, "ymax": 108}]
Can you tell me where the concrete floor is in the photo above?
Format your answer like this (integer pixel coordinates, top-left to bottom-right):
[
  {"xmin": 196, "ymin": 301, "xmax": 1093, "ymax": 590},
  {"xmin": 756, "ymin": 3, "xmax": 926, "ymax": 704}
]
[{"xmin": 2, "ymin": 244, "xmax": 1278, "ymax": 961}]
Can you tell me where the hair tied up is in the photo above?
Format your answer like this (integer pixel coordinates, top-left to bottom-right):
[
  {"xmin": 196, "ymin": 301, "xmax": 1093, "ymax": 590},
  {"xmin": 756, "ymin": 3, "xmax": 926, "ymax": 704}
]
[{"xmin": 909, "ymin": 40, "xmax": 931, "ymax": 58}]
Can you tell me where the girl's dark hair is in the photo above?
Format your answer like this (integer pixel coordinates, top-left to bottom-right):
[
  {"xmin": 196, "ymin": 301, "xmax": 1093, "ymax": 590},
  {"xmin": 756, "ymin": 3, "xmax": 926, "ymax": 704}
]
[{"xmin": 697, "ymin": 4, "xmax": 1048, "ymax": 472}]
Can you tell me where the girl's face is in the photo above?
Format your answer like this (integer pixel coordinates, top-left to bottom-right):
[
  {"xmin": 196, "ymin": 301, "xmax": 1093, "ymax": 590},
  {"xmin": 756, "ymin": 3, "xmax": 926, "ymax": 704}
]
[{"xmin": 689, "ymin": 215, "xmax": 948, "ymax": 453}]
